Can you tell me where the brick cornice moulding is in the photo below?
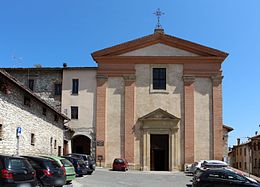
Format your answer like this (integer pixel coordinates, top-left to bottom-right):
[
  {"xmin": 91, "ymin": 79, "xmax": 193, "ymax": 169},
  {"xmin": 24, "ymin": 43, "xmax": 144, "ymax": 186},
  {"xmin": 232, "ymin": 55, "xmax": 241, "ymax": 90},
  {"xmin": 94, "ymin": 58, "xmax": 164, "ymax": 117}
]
[{"xmin": 94, "ymin": 56, "xmax": 226, "ymax": 64}]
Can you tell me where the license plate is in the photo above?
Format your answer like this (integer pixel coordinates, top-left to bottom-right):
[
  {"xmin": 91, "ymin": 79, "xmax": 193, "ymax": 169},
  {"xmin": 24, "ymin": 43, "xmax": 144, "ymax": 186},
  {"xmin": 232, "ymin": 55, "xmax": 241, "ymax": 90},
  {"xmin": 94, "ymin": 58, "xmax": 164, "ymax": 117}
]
[
  {"xmin": 18, "ymin": 184, "xmax": 31, "ymax": 187},
  {"xmin": 55, "ymin": 179, "xmax": 64, "ymax": 185}
]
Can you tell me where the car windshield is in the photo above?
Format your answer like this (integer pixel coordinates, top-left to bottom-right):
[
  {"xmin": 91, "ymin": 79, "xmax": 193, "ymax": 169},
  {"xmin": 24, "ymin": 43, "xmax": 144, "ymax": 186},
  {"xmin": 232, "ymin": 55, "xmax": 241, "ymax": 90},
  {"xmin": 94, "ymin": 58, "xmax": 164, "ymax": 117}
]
[
  {"xmin": 8, "ymin": 158, "xmax": 32, "ymax": 170},
  {"xmin": 114, "ymin": 159, "xmax": 124, "ymax": 164},
  {"xmin": 61, "ymin": 159, "xmax": 73, "ymax": 167}
]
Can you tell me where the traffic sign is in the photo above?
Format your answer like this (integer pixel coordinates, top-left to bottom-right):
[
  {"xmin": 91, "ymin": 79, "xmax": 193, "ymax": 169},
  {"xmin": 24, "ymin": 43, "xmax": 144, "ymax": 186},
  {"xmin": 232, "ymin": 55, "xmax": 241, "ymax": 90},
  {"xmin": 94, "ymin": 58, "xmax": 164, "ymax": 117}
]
[{"xmin": 16, "ymin": 127, "xmax": 22, "ymax": 137}]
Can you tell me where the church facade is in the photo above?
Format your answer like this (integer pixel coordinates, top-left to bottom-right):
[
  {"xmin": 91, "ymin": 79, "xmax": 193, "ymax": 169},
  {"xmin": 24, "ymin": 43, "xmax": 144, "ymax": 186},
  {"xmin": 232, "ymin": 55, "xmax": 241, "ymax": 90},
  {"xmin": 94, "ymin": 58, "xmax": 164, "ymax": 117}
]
[
  {"xmin": 3, "ymin": 28, "xmax": 229, "ymax": 171},
  {"xmin": 92, "ymin": 28, "xmax": 228, "ymax": 170}
]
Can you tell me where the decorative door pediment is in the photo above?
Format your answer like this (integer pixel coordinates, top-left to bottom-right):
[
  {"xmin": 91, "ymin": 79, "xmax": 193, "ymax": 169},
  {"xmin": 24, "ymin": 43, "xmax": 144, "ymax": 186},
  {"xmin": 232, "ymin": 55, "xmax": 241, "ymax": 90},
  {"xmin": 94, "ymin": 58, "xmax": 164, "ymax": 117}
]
[{"xmin": 139, "ymin": 108, "xmax": 180, "ymax": 121}]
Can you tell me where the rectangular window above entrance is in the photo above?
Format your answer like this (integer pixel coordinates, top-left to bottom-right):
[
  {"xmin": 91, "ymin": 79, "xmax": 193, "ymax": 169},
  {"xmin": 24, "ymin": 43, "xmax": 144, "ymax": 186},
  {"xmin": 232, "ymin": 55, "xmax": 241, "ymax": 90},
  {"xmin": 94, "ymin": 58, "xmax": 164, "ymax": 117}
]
[{"xmin": 152, "ymin": 68, "xmax": 166, "ymax": 90}]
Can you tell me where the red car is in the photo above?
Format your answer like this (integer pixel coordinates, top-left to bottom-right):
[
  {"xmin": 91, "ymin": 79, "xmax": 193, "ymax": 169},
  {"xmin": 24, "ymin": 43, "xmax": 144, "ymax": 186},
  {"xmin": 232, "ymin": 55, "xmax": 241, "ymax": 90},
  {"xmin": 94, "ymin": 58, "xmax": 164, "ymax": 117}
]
[{"xmin": 112, "ymin": 158, "xmax": 128, "ymax": 171}]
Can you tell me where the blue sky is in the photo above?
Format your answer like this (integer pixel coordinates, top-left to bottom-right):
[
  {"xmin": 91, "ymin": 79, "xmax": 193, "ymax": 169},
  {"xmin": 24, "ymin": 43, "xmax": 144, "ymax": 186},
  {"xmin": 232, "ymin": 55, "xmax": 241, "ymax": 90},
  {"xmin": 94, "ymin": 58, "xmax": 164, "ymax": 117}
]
[{"xmin": 1, "ymin": 0, "xmax": 260, "ymax": 147}]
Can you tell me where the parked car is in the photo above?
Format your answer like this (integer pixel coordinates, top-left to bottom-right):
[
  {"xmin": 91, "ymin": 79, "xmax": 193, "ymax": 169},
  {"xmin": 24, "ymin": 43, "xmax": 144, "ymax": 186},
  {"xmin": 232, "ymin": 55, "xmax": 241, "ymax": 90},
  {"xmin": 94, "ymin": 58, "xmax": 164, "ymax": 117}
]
[
  {"xmin": 22, "ymin": 155, "xmax": 66, "ymax": 187},
  {"xmin": 112, "ymin": 158, "xmax": 128, "ymax": 171},
  {"xmin": 0, "ymin": 154, "xmax": 37, "ymax": 187},
  {"xmin": 192, "ymin": 168, "xmax": 260, "ymax": 187},
  {"xmin": 41, "ymin": 155, "xmax": 76, "ymax": 184},
  {"xmin": 66, "ymin": 153, "xmax": 95, "ymax": 175},
  {"xmin": 190, "ymin": 160, "xmax": 228, "ymax": 174},
  {"xmin": 62, "ymin": 156, "xmax": 88, "ymax": 176}
]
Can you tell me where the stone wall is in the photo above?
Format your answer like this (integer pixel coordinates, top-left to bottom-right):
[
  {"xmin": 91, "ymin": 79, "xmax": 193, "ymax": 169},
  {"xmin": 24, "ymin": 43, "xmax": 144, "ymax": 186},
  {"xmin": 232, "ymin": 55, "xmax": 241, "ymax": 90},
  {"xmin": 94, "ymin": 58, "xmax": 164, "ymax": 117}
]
[
  {"xmin": 6, "ymin": 68, "xmax": 62, "ymax": 111},
  {"xmin": 0, "ymin": 74, "xmax": 64, "ymax": 156}
]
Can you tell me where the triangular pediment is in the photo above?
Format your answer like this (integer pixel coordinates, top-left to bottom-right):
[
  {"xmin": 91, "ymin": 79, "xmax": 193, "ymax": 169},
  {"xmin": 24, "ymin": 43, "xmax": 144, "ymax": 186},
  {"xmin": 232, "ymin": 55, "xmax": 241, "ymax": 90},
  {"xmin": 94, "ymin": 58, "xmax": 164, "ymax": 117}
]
[
  {"xmin": 92, "ymin": 32, "xmax": 228, "ymax": 60},
  {"xmin": 139, "ymin": 108, "xmax": 180, "ymax": 121},
  {"xmin": 119, "ymin": 43, "xmax": 199, "ymax": 57}
]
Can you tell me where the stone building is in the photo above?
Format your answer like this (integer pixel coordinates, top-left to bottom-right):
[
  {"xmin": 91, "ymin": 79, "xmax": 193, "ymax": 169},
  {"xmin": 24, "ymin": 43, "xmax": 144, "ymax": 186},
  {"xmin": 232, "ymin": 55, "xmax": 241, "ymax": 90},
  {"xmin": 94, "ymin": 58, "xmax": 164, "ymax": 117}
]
[
  {"xmin": 250, "ymin": 134, "xmax": 260, "ymax": 176},
  {"xmin": 223, "ymin": 125, "xmax": 233, "ymax": 162},
  {"xmin": 0, "ymin": 69, "xmax": 69, "ymax": 156},
  {"xmin": 231, "ymin": 139, "xmax": 251, "ymax": 173},
  {"xmin": 229, "ymin": 134, "xmax": 260, "ymax": 176},
  {"xmin": 92, "ymin": 28, "xmax": 228, "ymax": 170},
  {"xmin": 5, "ymin": 68, "xmax": 63, "ymax": 111},
  {"xmin": 5, "ymin": 67, "xmax": 98, "ymax": 157}
]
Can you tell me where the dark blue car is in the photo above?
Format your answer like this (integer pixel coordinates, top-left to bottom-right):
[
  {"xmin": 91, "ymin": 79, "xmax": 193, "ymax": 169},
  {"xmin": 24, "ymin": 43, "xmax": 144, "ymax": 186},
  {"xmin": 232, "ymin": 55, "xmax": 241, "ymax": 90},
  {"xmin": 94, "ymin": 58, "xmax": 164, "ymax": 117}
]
[{"xmin": 62, "ymin": 156, "xmax": 88, "ymax": 177}]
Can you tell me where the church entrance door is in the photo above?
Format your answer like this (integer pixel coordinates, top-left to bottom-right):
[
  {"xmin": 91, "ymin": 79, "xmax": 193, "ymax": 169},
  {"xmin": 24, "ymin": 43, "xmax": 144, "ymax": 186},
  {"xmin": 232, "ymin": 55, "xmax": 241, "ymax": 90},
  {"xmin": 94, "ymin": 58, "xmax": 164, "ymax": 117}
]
[{"xmin": 150, "ymin": 134, "xmax": 169, "ymax": 171}]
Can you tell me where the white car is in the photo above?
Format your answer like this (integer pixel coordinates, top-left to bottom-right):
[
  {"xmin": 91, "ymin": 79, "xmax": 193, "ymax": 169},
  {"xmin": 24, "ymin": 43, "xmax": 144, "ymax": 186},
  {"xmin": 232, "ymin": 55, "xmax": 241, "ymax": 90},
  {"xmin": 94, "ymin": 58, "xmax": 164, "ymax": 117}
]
[{"xmin": 189, "ymin": 160, "xmax": 228, "ymax": 174}]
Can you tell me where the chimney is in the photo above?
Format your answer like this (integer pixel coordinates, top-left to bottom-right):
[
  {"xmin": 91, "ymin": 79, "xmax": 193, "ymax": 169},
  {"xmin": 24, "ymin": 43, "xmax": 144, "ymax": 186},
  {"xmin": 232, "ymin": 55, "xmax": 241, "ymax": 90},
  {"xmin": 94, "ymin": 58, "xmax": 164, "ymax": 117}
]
[
  {"xmin": 237, "ymin": 138, "xmax": 240, "ymax": 145},
  {"xmin": 63, "ymin": 63, "xmax": 68, "ymax": 68}
]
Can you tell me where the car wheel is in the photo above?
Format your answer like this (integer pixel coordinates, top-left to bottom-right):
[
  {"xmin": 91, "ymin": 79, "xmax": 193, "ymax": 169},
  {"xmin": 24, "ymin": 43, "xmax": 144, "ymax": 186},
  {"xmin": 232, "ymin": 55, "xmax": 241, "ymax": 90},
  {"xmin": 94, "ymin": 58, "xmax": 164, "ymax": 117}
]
[
  {"xmin": 66, "ymin": 180, "xmax": 72, "ymax": 184},
  {"xmin": 87, "ymin": 171, "xmax": 93, "ymax": 175}
]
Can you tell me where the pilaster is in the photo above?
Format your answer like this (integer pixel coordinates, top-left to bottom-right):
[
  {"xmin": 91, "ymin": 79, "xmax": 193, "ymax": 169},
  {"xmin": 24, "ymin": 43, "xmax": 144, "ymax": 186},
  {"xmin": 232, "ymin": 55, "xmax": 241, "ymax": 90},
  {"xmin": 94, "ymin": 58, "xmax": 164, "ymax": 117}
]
[
  {"xmin": 183, "ymin": 76, "xmax": 195, "ymax": 164},
  {"xmin": 123, "ymin": 75, "xmax": 135, "ymax": 164},
  {"xmin": 96, "ymin": 74, "xmax": 107, "ymax": 166},
  {"xmin": 211, "ymin": 75, "xmax": 223, "ymax": 160}
]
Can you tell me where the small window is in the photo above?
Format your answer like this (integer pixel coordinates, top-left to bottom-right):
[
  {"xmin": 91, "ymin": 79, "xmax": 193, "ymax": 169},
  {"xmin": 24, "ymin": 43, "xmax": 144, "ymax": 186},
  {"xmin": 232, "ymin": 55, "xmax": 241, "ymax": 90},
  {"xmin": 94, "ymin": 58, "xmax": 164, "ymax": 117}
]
[
  {"xmin": 153, "ymin": 68, "xmax": 166, "ymax": 90},
  {"xmin": 239, "ymin": 162, "xmax": 242, "ymax": 168},
  {"xmin": 71, "ymin": 106, "xmax": 78, "ymax": 119},
  {"xmin": 50, "ymin": 137, "xmax": 53, "ymax": 147},
  {"xmin": 240, "ymin": 148, "xmax": 242, "ymax": 155},
  {"xmin": 54, "ymin": 140, "xmax": 57, "ymax": 149},
  {"xmin": 42, "ymin": 107, "xmax": 47, "ymax": 116},
  {"xmin": 54, "ymin": 114, "xmax": 58, "ymax": 122},
  {"xmin": 28, "ymin": 79, "xmax": 34, "ymax": 91},
  {"xmin": 72, "ymin": 79, "xmax": 79, "ymax": 94},
  {"xmin": 24, "ymin": 96, "xmax": 31, "ymax": 107},
  {"xmin": 31, "ymin": 133, "xmax": 35, "ymax": 145},
  {"xmin": 0, "ymin": 124, "xmax": 3, "ymax": 140},
  {"xmin": 54, "ymin": 83, "xmax": 62, "ymax": 96}
]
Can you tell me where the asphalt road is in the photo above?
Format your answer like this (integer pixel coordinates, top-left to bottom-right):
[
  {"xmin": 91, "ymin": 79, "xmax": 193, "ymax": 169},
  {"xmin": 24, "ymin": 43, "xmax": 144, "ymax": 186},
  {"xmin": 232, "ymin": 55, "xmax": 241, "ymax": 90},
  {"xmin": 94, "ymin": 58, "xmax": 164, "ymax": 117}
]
[{"xmin": 66, "ymin": 168, "xmax": 193, "ymax": 187}]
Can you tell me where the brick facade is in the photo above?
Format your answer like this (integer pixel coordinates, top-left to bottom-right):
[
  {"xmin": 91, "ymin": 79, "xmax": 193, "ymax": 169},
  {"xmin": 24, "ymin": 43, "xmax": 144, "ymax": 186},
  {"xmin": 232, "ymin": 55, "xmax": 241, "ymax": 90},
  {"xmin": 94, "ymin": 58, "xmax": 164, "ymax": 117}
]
[
  {"xmin": 183, "ymin": 76, "xmax": 195, "ymax": 164},
  {"xmin": 124, "ymin": 77, "xmax": 135, "ymax": 164}
]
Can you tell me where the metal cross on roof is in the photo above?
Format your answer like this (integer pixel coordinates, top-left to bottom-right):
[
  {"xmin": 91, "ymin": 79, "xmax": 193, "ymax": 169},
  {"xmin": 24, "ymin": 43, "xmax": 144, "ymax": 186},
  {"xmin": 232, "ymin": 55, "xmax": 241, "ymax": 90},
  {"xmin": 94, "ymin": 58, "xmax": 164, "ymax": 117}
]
[{"xmin": 154, "ymin": 8, "xmax": 164, "ymax": 29}]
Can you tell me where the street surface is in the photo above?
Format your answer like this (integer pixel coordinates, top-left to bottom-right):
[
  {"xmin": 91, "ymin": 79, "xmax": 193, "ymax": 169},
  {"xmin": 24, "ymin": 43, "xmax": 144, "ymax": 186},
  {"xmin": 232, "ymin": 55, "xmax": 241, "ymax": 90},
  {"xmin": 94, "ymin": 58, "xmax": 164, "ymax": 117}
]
[{"xmin": 65, "ymin": 168, "xmax": 192, "ymax": 187}]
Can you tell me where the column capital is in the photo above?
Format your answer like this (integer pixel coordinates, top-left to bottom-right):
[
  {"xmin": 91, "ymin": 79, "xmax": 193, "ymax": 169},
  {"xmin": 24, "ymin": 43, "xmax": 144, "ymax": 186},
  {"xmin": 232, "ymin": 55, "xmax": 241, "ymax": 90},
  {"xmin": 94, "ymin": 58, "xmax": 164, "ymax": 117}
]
[
  {"xmin": 183, "ymin": 76, "xmax": 195, "ymax": 86},
  {"xmin": 211, "ymin": 75, "xmax": 223, "ymax": 86},
  {"xmin": 123, "ymin": 75, "xmax": 136, "ymax": 81},
  {"xmin": 96, "ymin": 74, "xmax": 108, "ymax": 81}
]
